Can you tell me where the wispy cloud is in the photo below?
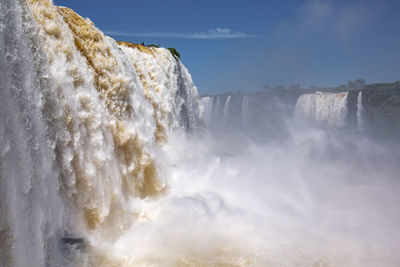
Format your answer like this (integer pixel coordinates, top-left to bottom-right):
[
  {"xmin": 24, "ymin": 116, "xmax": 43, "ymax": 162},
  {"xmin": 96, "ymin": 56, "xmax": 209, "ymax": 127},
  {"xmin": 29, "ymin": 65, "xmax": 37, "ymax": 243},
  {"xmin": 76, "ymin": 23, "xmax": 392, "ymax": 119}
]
[
  {"xmin": 292, "ymin": 0, "xmax": 370, "ymax": 42},
  {"xmin": 191, "ymin": 28, "xmax": 252, "ymax": 39},
  {"xmin": 104, "ymin": 28, "xmax": 258, "ymax": 39}
]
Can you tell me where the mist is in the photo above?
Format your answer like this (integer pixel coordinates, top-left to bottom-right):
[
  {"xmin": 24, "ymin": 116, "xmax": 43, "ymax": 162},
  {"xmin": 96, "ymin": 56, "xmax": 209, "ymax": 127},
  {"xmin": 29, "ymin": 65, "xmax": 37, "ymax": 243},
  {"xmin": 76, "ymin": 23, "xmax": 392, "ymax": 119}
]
[{"xmin": 92, "ymin": 91, "xmax": 400, "ymax": 266}]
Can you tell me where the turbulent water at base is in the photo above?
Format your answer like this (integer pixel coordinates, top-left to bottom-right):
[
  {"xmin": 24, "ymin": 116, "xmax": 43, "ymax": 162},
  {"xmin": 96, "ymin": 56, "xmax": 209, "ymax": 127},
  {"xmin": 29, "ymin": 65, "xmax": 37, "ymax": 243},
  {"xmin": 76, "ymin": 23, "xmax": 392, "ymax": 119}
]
[
  {"xmin": 2, "ymin": 1, "xmax": 400, "ymax": 266},
  {"xmin": 295, "ymin": 92, "xmax": 349, "ymax": 128}
]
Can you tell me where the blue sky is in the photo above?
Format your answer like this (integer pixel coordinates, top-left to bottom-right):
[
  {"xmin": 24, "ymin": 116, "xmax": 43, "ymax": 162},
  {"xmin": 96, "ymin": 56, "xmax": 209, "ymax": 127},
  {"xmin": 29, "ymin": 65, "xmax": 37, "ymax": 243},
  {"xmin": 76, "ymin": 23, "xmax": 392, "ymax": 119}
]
[{"xmin": 54, "ymin": 0, "xmax": 400, "ymax": 94}]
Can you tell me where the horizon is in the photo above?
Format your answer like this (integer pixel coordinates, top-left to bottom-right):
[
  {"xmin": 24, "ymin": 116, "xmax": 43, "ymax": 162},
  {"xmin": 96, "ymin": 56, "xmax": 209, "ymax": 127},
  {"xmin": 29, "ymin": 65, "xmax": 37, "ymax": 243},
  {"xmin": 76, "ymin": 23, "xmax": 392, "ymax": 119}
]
[{"xmin": 54, "ymin": 0, "xmax": 400, "ymax": 95}]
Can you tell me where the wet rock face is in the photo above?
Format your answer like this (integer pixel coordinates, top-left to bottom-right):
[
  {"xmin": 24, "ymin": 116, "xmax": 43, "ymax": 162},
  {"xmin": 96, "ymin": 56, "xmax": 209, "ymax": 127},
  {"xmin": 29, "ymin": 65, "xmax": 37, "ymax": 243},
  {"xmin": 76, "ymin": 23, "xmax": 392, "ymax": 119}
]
[
  {"xmin": 362, "ymin": 81, "xmax": 400, "ymax": 141},
  {"xmin": 60, "ymin": 237, "xmax": 87, "ymax": 264},
  {"xmin": 61, "ymin": 237, "xmax": 86, "ymax": 252}
]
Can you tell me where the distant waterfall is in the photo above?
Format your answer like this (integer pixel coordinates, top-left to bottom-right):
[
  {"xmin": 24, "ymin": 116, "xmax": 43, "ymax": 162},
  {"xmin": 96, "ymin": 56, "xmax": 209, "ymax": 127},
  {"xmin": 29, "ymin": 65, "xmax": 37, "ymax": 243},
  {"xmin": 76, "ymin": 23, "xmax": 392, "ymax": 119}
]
[
  {"xmin": 200, "ymin": 96, "xmax": 213, "ymax": 125},
  {"xmin": 295, "ymin": 92, "xmax": 349, "ymax": 128},
  {"xmin": 241, "ymin": 95, "xmax": 250, "ymax": 121},
  {"xmin": 356, "ymin": 91, "xmax": 365, "ymax": 132},
  {"xmin": 200, "ymin": 92, "xmax": 296, "ymax": 140},
  {"xmin": 222, "ymin": 95, "xmax": 232, "ymax": 124},
  {"xmin": 200, "ymin": 95, "xmax": 231, "ymax": 127},
  {"xmin": 202, "ymin": 91, "xmax": 353, "ymax": 135}
]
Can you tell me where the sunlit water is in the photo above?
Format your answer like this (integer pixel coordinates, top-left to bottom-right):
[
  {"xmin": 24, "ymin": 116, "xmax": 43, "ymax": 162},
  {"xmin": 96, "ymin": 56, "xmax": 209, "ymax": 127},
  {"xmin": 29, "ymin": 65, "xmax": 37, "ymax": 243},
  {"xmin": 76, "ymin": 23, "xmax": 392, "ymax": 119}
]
[{"xmin": 1, "ymin": 0, "xmax": 400, "ymax": 266}]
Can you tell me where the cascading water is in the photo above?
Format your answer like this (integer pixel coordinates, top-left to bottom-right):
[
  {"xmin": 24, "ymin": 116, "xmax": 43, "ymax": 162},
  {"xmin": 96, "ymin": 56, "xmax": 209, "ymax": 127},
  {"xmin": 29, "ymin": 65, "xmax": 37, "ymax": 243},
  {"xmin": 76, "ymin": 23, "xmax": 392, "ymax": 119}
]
[
  {"xmin": 357, "ymin": 91, "xmax": 365, "ymax": 132},
  {"xmin": 222, "ymin": 95, "xmax": 232, "ymax": 124},
  {"xmin": 0, "ymin": 0, "xmax": 67, "ymax": 265},
  {"xmin": 0, "ymin": 0, "xmax": 200, "ymax": 265},
  {"xmin": 201, "ymin": 94, "xmax": 253, "ymax": 128},
  {"xmin": 199, "ymin": 96, "xmax": 213, "ymax": 125},
  {"xmin": 295, "ymin": 92, "xmax": 349, "ymax": 128},
  {"xmin": 2, "ymin": 0, "xmax": 400, "ymax": 266},
  {"xmin": 241, "ymin": 95, "xmax": 250, "ymax": 121},
  {"xmin": 200, "ymin": 94, "xmax": 227, "ymax": 128}
]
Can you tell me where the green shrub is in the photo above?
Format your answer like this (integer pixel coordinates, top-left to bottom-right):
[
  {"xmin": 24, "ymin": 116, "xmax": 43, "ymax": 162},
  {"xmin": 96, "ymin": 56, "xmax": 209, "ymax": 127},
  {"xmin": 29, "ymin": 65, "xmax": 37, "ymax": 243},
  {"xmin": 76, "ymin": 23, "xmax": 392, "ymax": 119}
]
[{"xmin": 168, "ymin": 47, "xmax": 180, "ymax": 59}]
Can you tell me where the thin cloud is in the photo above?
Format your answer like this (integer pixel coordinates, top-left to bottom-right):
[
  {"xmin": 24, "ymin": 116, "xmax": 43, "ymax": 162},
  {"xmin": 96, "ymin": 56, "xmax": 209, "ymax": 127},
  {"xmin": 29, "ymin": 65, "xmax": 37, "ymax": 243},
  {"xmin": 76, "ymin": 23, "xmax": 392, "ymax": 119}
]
[
  {"xmin": 295, "ymin": 0, "xmax": 369, "ymax": 42},
  {"xmin": 191, "ymin": 28, "xmax": 250, "ymax": 39},
  {"xmin": 104, "ymin": 28, "xmax": 258, "ymax": 39}
]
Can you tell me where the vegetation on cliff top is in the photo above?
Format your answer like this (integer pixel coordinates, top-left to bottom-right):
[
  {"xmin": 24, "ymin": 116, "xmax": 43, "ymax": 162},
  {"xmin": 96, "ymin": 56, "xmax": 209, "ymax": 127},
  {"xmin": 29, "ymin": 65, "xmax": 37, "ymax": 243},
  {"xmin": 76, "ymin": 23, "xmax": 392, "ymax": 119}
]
[
  {"xmin": 141, "ymin": 42, "xmax": 181, "ymax": 60},
  {"xmin": 118, "ymin": 41, "xmax": 180, "ymax": 60},
  {"xmin": 167, "ymin": 47, "xmax": 180, "ymax": 59}
]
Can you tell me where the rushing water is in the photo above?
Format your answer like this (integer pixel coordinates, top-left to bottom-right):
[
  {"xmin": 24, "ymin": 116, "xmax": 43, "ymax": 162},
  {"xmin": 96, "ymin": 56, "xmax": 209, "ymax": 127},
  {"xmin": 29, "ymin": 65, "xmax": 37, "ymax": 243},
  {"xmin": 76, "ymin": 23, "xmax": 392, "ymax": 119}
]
[
  {"xmin": 357, "ymin": 92, "xmax": 365, "ymax": 132},
  {"xmin": 295, "ymin": 92, "xmax": 349, "ymax": 129},
  {"xmin": 1, "ymin": 0, "xmax": 200, "ymax": 265},
  {"xmin": 1, "ymin": 0, "xmax": 400, "ymax": 266}
]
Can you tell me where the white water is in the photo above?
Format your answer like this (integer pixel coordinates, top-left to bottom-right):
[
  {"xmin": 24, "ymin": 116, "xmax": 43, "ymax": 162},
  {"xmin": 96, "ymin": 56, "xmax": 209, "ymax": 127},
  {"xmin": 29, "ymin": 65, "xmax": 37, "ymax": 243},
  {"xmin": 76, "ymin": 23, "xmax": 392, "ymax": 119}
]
[
  {"xmin": 200, "ymin": 94, "xmax": 227, "ymax": 128},
  {"xmin": 222, "ymin": 95, "xmax": 232, "ymax": 124},
  {"xmin": 241, "ymin": 95, "xmax": 250, "ymax": 121},
  {"xmin": 295, "ymin": 92, "xmax": 349, "ymax": 128},
  {"xmin": 199, "ymin": 96, "xmax": 212, "ymax": 125},
  {"xmin": 201, "ymin": 94, "xmax": 253, "ymax": 128},
  {"xmin": 0, "ymin": 1, "xmax": 63, "ymax": 265},
  {"xmin": 2, "ymin": 1, "xmax": 400, "ymax": 266},
  {"xmin": 357, "ymin": 92, "xmax": 365, "ymax": 132},
  {"xmin": 1, "ymin": 0, "xmax": 200, "ymax": 265}
]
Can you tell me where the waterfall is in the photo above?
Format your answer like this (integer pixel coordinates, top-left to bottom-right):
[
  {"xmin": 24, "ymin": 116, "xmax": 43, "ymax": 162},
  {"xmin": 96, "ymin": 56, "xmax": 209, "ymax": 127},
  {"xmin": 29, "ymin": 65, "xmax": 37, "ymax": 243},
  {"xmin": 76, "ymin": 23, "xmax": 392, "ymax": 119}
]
[
  {"xmin": 3, "ymin": 1, "xmax": 400, "ymax": 266},
  {"xmin": 295, "ymin": 92, "xmax": 349, "ymax": 128},
  {"xmin": 201, "ymin": 94, "xmax": 253, "ymax": 128},
  {"xmin": 241, "ymin": 95, "xmax": 250, "ymax": 122},
  {"xmin": 0, "ymin": 0, "xmax": 200, "ymax": 265},
  {"xmin": 200, "ymin": 94, "xmax": 230, "ymax": 128},
  {"xmin": 0, "ymin": 1, "xmax": 64, "ymax": 265},
  {"xmin": 222, "ymin": 95, "xmax": 232, "ymax": 124},
  {"xmin": 356, "ymin": 91, "xmax": 365, "ymax": 132},
  {"xmin": 199, "ymin": 96, "xmax": 213, "ymax": 125}
]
